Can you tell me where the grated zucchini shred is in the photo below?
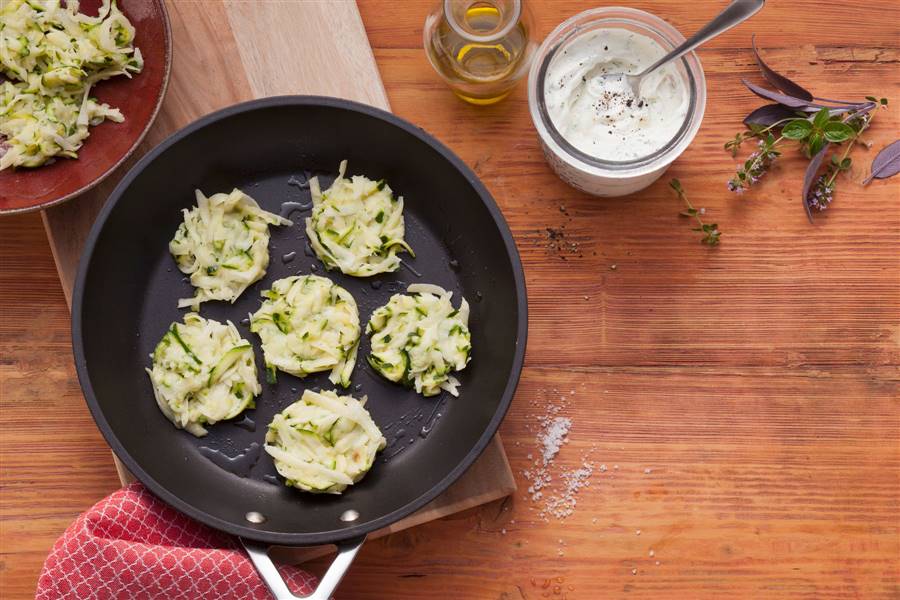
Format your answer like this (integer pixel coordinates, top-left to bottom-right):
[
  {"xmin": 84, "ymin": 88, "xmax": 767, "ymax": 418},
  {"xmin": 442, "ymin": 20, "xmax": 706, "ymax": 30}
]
[
  {"xmin": 265, "ymin": 389, "xmax": 386, "ymax": 494},
  {"xmin": 306, "ymin": 160, "xmax": 414, "ymax": 277},
  {"xmin": 146, "ymin": 313, "xmax": 260, "ymax": 437},
  {"xmin": 366, "ymin": 283, "xmax": 472, "ymax": 397},
  {"xmin": 170, "ymin": 188, "xmax": 291, "ymax": 311},
  {"xmin": 0, "ymin": 0, "xmax": 144, "ymax": 170},
  {"xmin": 250, "ymin": 275, "xmax": 360, "ymax": 387}
]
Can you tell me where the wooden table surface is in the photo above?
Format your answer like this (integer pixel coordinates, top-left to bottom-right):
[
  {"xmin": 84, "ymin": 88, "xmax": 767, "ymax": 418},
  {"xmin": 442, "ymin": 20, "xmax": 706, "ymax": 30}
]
[{"xmin": 2, "ymin": 1, "xmax": 898, "ymax": 598}]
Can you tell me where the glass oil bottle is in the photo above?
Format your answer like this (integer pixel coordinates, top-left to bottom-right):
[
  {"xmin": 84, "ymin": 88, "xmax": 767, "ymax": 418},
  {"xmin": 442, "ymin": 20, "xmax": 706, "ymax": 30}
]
[{"xmin": 424, "ymin": 0, "xmax": 535, "ymax": 105}]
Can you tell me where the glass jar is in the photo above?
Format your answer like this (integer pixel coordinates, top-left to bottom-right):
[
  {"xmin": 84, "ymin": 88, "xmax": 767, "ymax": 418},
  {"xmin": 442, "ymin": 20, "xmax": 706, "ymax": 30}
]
[
  {"xmin": 528, "ymin": 7, "xmax": 707, "ymax": 197},
  {"xmin": 424, "ymin": 0, "xmax": 536, "ymax": 105}
]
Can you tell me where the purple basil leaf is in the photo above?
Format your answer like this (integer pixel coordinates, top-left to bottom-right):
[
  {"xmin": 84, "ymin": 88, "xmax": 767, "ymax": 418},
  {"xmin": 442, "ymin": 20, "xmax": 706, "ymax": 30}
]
[
  {"xmin": 803, "ymin": 144, "xmax": 830, "ymax": 223},
  {"xmin": 742, "ymin": 79, "xmax": 811, "ymax": 109},
  {"xmin": 814, "ymin": 96, "xmax": 869, "ymax": 108},
  {"xmin": 752, "ymin": 35, "xmax": 813, "ymax": 102},
  {"xmin": 863, "ymin": 139, "xmax": 900, "ymax": 184},
  {"xmin": 743, "ymin": 104, "xmax": 798, "ymax": 127}
]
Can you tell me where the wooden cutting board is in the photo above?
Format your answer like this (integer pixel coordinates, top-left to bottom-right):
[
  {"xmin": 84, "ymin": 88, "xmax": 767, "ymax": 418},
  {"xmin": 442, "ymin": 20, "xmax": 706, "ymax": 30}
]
[{"xmin": 41, "ymin": 0, "xmax": 515, "ymax": 549}]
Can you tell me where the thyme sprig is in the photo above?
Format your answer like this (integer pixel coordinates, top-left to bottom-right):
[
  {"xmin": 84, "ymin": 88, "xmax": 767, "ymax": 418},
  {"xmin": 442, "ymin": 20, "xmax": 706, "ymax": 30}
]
[{"xmin": 670, "ymin": 179, "xmax": 721, "ymax": 246}]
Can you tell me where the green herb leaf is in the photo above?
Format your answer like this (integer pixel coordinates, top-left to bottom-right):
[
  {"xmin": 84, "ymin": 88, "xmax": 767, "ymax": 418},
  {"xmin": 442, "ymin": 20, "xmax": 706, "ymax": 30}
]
[
  {"xmin": 808, "ymin": 132, "xmax": 826, "ymax": 157},
  {"xmin": 670, "ymin": 179, "xmax": 721, "ymax": 246},
  {"xmin": 823, "ymin": 121, "xmax": 854, "ymax": 143},
  {"xmin": 813, "ymin": 107, "xmax": 830, "ymax": 129},
  {"xmin": 782, "ymin": 119, "xmax": 813, "ymax": 140}
]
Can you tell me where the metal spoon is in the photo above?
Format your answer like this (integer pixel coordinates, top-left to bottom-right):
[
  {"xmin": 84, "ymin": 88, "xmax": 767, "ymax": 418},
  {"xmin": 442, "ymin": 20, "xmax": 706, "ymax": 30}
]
[{"xmin": 604, "ymin": 0, "xmax": 765, "ymax": 95}]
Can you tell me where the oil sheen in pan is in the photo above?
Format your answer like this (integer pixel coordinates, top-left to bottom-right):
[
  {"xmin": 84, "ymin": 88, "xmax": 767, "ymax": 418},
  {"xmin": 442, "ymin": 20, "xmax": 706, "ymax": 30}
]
[{"xmin": 173, "ymin": 169, "xmax": 457, "ymax": 483}]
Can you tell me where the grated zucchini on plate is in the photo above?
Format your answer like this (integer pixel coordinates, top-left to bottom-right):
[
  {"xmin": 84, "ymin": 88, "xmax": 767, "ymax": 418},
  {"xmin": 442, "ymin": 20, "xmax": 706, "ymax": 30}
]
[
  {"xmin": 146, "ymin": 313, "xmax": 260, "ymax": 437},
  {"xmin": 170, "ymin": 188, "xmax": 291, "ymax": 311},
  {"xmin": 366, "ymin": 283, "xmax": 472, "ymax": 397},
  {"xmin": 0, "ymin": 0, "xmax": 143, "ymax": 169},
  {"xmin": 306, "ymin": 160, "xmax": 414, "ymax": 277},
  {"xmin": 265, "ymin": 389, "xmax": 386, "ymax": 494},
  {"xmin": 250, "ymin": 275, "xmax": 360, "ymax": 387}
]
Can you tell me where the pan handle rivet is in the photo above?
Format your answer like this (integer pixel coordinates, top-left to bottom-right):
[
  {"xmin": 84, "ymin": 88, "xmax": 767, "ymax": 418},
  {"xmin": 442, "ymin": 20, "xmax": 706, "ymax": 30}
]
[
  {"xmin": 340, "ymin": 509, "xmax": 360, "ymax": 522},
  {"xmin": 245, "ymin": 511, "xmax": 267, "ymax": 524}
]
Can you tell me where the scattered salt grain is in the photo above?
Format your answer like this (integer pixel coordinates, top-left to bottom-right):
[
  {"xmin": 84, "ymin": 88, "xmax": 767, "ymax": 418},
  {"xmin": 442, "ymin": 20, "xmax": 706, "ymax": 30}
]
[
  {"xmin": 655, "ymin": 561, "xmax": 661, "ymax": 566},
  {"xmin": 644, "ymin": 468, "xmax": 652, "ymax": 474},
  {"xmin": 636, "ymin": 529, "xmax": 641, "ymax": 536},
  {"xmin": 521, "ymin": 391, "xmax": 599, "ymax": 521},
  {"xmin": 649, "ymin": 549, "xmax": 655, "ymax": 557},
  {"xmin": 501, "ymin": 528, "xmax": 507, "ymax": 535},
  {"xmin": 631, "ymin": 569, "xmax": 637, "ymax": 575},
  {"xmin": 541, "ymin": 461, "xmax": 594, "ymax": 519},
  {"xmin": 599, "ymin": 464, "xmax": 607, "ymax": 472},
  {"xmin": 541, "ymin": 416, "xmax": 572, "ymax": 458}
]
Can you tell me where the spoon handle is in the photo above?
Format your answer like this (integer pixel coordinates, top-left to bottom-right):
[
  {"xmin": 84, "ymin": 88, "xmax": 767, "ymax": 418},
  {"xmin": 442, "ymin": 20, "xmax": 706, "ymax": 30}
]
[{"xmin": 640, "ymin": 0, "xmax": 765, "ymax": 76}]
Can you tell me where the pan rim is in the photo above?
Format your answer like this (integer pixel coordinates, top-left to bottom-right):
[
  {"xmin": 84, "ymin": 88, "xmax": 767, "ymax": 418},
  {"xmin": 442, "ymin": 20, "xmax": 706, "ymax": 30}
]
[{"xmin": 71, "ymin": 95, "xmax": 528, "ymax": 546}]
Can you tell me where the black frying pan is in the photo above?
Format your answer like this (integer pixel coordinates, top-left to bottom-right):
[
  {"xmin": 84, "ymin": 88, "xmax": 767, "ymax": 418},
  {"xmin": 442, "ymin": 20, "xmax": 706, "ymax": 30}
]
[{"xmin": 72, "ymin": 96, "xmax": 527, "ymax": 598}]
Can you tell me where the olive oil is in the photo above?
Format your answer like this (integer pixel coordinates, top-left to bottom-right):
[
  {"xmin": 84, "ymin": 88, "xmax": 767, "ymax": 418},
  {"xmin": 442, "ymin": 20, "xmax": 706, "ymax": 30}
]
[{"xmin": 425, "ymin": 0, "xmax": 534, "ymax": 105}]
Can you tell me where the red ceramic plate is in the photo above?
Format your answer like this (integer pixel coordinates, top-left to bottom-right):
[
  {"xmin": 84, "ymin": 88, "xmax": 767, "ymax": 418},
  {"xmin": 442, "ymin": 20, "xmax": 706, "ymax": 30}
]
[{"xmin": 0, "ymin": 0, "xmax": 171, "ymax": 214}]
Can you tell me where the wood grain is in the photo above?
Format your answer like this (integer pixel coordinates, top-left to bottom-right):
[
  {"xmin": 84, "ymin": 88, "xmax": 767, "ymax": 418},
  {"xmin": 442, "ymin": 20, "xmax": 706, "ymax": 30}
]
[
  {"xmin": 3, "ymin": 0, "xmax": 900, "ymax": 598},
  {"xmin": 224, "ymin": 0, "xmax": 389, "ymax": 107}
]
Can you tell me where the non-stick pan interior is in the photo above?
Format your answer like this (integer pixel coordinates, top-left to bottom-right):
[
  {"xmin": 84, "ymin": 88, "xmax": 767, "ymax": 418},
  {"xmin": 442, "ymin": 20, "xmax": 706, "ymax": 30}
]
[{"xmin": 74, "ymin": 97, "xmax": 526, "ymax": 545}]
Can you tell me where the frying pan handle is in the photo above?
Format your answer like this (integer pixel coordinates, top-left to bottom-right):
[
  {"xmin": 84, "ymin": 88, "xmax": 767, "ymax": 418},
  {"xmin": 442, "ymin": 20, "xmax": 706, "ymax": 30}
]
[{"xmin": 241, "ymin": 536, "xmax": 366, "ymax": 600}]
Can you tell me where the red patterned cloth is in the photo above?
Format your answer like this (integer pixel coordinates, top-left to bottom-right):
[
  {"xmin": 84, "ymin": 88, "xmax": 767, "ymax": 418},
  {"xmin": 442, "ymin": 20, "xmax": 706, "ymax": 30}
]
[{"xmin": 36, "ymin": 482, "xmax": 317, "ymax": 599}]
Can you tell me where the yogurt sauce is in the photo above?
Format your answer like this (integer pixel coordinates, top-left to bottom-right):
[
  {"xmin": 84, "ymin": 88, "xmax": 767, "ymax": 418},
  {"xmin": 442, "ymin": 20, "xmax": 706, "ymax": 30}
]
[{"xmin": 544, "ymin": 28, "xmax": 689, "ymax": 161}]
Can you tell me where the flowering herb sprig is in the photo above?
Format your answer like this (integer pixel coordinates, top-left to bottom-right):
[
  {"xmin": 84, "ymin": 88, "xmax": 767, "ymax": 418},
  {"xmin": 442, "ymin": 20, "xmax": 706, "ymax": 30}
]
[
  {"xmin": 726, "ymin": 36, "xmax": 898, "ymax": 222},
  {"xmin": 670, "ymin": 179, "xmax": 721, "ymax": 246},
  {"xmin": 727, "ymin": 133, "xmax": 782, "ymax": 193},
  {"xmin": 803, "ymin": 106, "xmax": 880, "ymax": 211}
]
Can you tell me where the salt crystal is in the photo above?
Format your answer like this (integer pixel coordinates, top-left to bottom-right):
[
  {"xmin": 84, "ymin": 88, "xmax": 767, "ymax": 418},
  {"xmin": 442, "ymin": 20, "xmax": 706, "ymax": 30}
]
[
  {"xmin": 644, "ymin": 468, "xmax": 652, "ymax": 474},
  {"xmin": 521, "ymin": 399, "xmax": 599, "ymax": 521},
  {"xmin": 631, "ymin": 569, "xmax": 637, "ymax": 575},
  {"xmin": 649, "ymin": 549, "xmax": 655, "ymax": 557},
  {"xmin": 599, "ymin": 464, "xmax": 607, "ymax": 472},
  {"xmin": 540, "ymin": 417, "xmax": 571, "ymax": 465},
  {"xmin": 501, "ymin": 529, "xmax": 506, "ymax": 535},
  {"xmin": 636, "ymin": 529, "xmax": 641, "ymax": 535},
  {"xmin": 655, "ymin": 561, "xmax": 661, "ymax": 566}
]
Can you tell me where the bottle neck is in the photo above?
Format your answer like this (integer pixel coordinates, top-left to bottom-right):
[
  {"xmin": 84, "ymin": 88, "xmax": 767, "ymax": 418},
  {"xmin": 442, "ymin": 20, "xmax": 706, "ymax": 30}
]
[{"xmin": 443, "ymin": 0, "xmax": 522, "ymax": 44}]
